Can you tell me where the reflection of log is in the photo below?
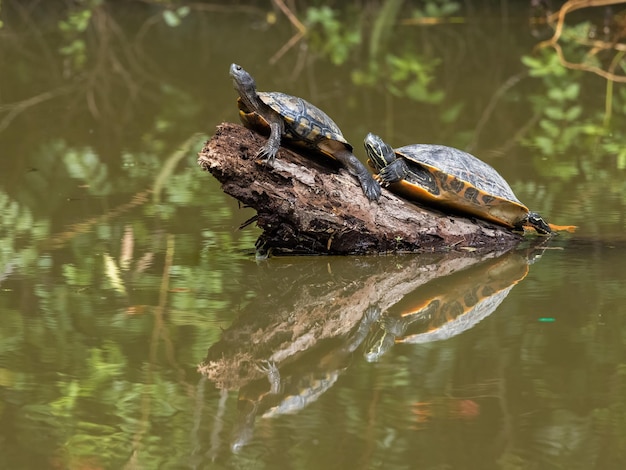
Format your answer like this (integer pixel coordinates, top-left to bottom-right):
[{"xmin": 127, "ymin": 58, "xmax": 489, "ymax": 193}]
[
  {"xmin": 198, "ymin": 250, "xmax": 515, "ymax": 391},
  {"xmin": 197, "ymin": 123, "xmax": 522, "ymax": 255},
  {"xmin": 198, "ymin": 249, "xmax": 530, "ymax": 452}
]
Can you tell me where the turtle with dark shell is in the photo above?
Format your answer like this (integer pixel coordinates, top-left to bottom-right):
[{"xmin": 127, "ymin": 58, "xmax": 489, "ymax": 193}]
[{"xmin": 230, "ymin": 64, "xmax": 381, "ymax": 201}]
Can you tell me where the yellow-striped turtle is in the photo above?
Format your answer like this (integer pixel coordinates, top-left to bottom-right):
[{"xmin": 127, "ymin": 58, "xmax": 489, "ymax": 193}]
[
  {"xmin": 230, "ymin": 64, "xmax": 381, "ymax": 201},
  {"xmin": 364, "ymin": 133, "xmax": 575, "ymax": 234}
]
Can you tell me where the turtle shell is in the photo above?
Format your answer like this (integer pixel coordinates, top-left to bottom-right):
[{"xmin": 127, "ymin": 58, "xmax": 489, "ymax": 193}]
[
  {"xmin": 237, "ymin": 91, "xmax": 352, "ymax": 158},
  {"xmin": 387, "ymin": 144, "xmax": 530, "ymax": 229}
]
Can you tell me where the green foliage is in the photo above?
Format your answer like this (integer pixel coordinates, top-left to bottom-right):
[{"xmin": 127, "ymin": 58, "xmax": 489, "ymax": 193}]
[
  {"xmin": 386, "ymin": 53, "xmax": 444, "ymax": 103},
  {"xmin": 305, "ymin": 6, "xmax": 361, "ymax": 66},
  {"xmin": 521, "ymin": 50, "xmax": 568, "ymax": 78}
]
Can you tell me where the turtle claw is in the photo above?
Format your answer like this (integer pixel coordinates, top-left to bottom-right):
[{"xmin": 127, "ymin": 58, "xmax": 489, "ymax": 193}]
[
  {"xmin": 362, "ymin": 178, "xmax": 382, "ymax": 201},
  {"xmin": 256, "ymin": 147, "xmax": 277, "ymax": 166},
  {"xmin": 353, "ymin": 167, "xmax": 382, "ymax": 201},
  {"xmin": 255, "ymin": 360, "xmax": 281, "ymax": 394},
  {"xmin": 357, "ymin": 172, "xmax": 381, "ymax": 201},
  {"xmin": 378, "ymin": 168, "xmax": 395, "ymax": 186},
  {"xmin": 254, "ymin": 360, "xmax": 276, "ymax": 374}
]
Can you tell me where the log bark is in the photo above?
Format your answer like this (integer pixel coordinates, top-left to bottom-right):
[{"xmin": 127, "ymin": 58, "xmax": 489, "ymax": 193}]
[{"xmin": 197, "ymin": 122, "xmax": 522, "ymax": 255}]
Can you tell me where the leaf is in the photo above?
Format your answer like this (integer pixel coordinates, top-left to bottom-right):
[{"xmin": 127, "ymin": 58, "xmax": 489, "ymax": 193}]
[
  {"xmin": 562, "ymin": 83, "xmax": 580, "ymax": 101},
  {"xmin": 162, "ymin": 10, "xmax": 181, "ymax": 28},
  {"xmin": 539, "ymin": 119, "xmax": 560, "ymax": 138},
  {"xmin": 521, "ymin": 55, "xmax": 541, "ymax": 69},
  {"xmin": 564, "ymin": 105, "xmax": 582, "ymax": 122},
  {"xmin": 176, "ymin": 6, "xmax": 190, "ymax": 18},
  {"xmin": 533, "ymin": 136, "xmax": 554, "ymax": 155},
  {"xmin": 547, "ymin": 87, "xmax": 565, "ymax": 102},
  {"xmin": 103, "ymin": 253, "xmax": 126, "ymax": 294},
  {"xmin": 440, "ymin": 102, "xmax": 464, "ymax": 123},
  {"xmin": 544, "ymin": 107, "xmax": 564, "ymax": 120}
]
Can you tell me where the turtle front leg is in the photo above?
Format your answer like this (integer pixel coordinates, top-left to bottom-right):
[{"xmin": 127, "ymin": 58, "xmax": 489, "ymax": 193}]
[
  {"xmin": 378, "ymin": 159, "xmax": 409, "ymax": 186},
  {"xmin": 257, "ymin": 118, "xmax": 284, "ymax": 165}
]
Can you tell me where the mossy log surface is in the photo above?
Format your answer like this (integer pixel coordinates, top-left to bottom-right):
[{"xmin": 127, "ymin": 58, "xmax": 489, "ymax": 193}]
[{"xmin": 197, "ymin": 122, "xmax": 522, "ymax": 255}]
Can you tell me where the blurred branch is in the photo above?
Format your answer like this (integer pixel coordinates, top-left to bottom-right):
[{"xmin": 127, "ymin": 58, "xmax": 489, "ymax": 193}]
[
  {"xmin": 44, "ymin": 189, "xmax": 152, "ymax": 249},
  {"xmin": 467, "ymin": 72, "xmax": 527, "ymax": 153},
  {"xmin": 269, "ymin": 0, "xmax": 307, "ymax": 64},
  {"xmin": 537, "ymin": 0, "xmax": 626, "ymax": 82},
  {"xmin": 604, "ymin": 50, "xmax": 626, "ymax": 125},
  {"xmin": 0, "ymin": 86, "xmax": 73, "ymax": 133}
]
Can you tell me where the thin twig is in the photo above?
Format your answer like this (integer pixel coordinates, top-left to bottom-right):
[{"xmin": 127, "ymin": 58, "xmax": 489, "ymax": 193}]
[
  {"xmin": 273, "ymin": 0, "xmax": 306, "ymax": 33},
  {"xmin": 536, "ymin": 0, "xmax": 626, "ymax": 82},
  {"xmin": 0, "ymin": 86, "xmax": 73, "ymax": 133},
  {"xmin": 269, "ymin": 0, "xmax": 307, "ymax": 64},
  {"xmin": 467, "ymin": 72, "xmax": 528, "ymax": 153}
]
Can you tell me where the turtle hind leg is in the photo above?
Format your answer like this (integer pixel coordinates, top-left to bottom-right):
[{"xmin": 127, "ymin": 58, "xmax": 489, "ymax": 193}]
[
  {"xmin": 526, "ymin": 212, "xmax": 552, "ymax": 235},
  {"xmin": 331, "ymin": 147, "xmax": 382, "ymax": 201}
]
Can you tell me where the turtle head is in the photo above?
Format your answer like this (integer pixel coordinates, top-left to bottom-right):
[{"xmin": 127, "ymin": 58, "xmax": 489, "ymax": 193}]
[
  {"xmin": 527, "ymin": 212, "xmax": 552, "ymax": 235},
  {"xmin": 230, "ymin": 63, "xmax": 256, "ymax": 94},
  {"xmin": 364, "ymin": 133, "xmax": 395, "ymax": 172}
]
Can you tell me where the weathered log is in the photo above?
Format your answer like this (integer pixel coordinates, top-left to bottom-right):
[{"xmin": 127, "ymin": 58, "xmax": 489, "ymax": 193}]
[{"xmin": 197, "ymin": 122, "xmax": 522, "ymax": 255}]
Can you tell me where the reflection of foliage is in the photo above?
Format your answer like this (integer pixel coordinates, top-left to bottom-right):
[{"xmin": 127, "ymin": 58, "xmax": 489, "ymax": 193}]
[
  {"xmin": 58, "ymin": 0, "xmax": 95, "ymax": 73},
  {"xmin": 411, "ymin": 0, "xmax": 460, "ymax": 21},
  {"xmin": 63, "ymin": 145, "xmax": 112, "ymax": 196},
  {"xmin": 0, "ymin": 191, "xmax": 50, "ymax": 275}
]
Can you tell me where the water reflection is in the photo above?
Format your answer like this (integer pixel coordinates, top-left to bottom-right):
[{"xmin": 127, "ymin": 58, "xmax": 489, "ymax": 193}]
[
  {"xmin": 364, "ymin": 250, "xmax": 531, "ymax": 362},
  {"xmin": 199, "ymin": 246, "xmax": 538, "ymax": 453}
]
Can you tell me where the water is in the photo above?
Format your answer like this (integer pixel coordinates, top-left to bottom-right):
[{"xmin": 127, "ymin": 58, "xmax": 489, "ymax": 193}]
[{"xmin": 1, "ymin": 2, "xmax": 626, "ymax": 469}]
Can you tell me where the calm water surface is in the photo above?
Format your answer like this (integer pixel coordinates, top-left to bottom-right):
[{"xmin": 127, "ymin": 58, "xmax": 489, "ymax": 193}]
[{"xmin": 1, "ymin": 2, "xmax": 626, "ymax": 469}]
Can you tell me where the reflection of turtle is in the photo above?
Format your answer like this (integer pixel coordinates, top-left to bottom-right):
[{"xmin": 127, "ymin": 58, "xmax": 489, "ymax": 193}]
[
  {"xmin": 365, "ymin": 253, "xmax": 529, "ymax": 362},
  {"xmin": 364, "ymin": 133, "xmax": 575, "ymax": 234},
  {"xmin": 230, "ymin": 64, "xmax": 381, "ymax": 201},
  {"xmin": 231, "ymin": 306, "xmax": 380, "ymax": 451}
]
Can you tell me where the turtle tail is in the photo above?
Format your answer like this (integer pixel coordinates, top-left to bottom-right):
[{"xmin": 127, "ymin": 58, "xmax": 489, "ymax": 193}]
[{"xmin": 547, "ymin": 223, "xmax": 578, "ymax": 233}]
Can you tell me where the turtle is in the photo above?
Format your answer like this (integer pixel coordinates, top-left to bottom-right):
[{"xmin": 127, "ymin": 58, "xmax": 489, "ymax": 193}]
[
  {"xmin": 230, "ymin": 63, "xmax": 381, "ymax": 201},
  {"xmin": 364, "ymin": 252, "xmax": 530, "ymax": 362},
  {"xmin": 363, "ymin": 133, "xmax": 576, "ymax": 234}
]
